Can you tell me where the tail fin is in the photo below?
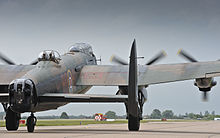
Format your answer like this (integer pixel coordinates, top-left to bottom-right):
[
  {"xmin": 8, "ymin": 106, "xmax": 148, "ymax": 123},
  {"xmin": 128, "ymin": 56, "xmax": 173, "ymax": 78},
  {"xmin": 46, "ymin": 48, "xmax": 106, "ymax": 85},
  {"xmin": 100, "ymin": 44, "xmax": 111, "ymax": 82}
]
[{"xmin": 127, "ymin": 39, "xmax": 140, "ymax": 131}]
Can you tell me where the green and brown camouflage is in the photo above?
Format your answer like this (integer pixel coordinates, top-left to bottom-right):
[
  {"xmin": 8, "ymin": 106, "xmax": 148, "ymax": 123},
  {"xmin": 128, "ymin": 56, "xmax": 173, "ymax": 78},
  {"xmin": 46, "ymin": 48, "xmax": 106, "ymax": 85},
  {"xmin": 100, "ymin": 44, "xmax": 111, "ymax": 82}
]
[{"xmin": 0, "ymin": 42, "xmax": 220, "ymax": 132}]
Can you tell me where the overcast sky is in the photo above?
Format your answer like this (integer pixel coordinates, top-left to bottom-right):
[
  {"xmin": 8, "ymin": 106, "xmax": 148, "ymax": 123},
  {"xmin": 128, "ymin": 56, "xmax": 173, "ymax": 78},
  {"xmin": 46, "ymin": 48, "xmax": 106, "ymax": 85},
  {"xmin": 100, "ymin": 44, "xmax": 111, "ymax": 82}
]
[{"xmin": 0, "ymin": 0, "xmax": 220, "ymax": 116}]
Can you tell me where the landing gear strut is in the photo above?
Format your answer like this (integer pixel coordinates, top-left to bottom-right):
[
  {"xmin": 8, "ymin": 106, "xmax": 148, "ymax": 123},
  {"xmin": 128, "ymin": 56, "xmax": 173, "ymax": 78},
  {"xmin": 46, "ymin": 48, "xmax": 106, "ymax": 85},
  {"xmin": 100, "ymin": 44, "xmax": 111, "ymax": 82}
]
[
  {"xmin": 5, "ymin": 107, "xmax": 20, "ymax": 131},
  {"xmin": 26, "ymin": 113, "xmax": 37, "ymax": 132}
]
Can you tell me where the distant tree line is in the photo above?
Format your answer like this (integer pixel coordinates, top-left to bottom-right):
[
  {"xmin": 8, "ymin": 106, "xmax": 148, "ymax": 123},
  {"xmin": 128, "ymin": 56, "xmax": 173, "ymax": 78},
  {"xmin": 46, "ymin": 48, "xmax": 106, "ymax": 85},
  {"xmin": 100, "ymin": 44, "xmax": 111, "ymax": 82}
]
[
  {"xmin": 149, "ymin": 109, "xmax": 175, "ymax": 119},
  {"xmin": 148, "ymin": 109, "xmax": 220, "ymax": 120},
  {"xmin": 19, "ymin": 111, "xmax": 126, "ymax": 120},
  {"xmin": 1, "ymin": 109, "xmax": 219, "ymax": 120}
]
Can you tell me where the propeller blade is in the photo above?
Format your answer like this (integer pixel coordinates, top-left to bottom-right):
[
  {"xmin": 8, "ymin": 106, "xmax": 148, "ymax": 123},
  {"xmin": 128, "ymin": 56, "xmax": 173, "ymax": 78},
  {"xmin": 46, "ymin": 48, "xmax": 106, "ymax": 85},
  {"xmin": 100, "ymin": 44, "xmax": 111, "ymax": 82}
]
[
  {"xmin": 177, "ymin": 49, "xmax": 198, "ymax": 62},
  {"xmin": 202, "ymin": 92, "xmax": 208, "ymax": 101},
  {"xmin": 146, "ymin": 50, "xmax": 167, "ymax": 65},
  {"xmin": 29, "ymin": 59, "xmax": 38, "ymax": 65},
  {"xmin": 110, "ymin": 55, "xmax": 128, "ymax": 65},
  {"xmin": 0, "ymin": 52, "xmax": 15, "ymax": 65}
]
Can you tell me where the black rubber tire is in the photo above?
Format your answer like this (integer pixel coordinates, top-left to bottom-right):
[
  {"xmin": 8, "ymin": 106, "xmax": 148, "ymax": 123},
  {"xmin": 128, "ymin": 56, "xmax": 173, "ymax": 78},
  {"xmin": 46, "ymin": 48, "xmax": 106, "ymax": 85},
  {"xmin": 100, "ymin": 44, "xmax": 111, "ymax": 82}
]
[
  {"xmin": 27, "ymin": 116, "xmax": 36, "ymax": 132},
  {"xmin": 128, "ymin": 114, "xmax": 140, "ymax": 131},
  {"xmin": 6, "ymin": 108, "xmax": 20, "ymax": 131}
]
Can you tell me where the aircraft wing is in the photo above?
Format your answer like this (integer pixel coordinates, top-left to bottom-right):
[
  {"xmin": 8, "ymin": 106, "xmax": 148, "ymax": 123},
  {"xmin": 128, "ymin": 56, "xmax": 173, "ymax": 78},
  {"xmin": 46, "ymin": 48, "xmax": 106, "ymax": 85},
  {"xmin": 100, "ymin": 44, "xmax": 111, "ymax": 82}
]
[
  {"xmin": 0, "ymin": 93, "xmax": 127, "ymax": 103},
  {"xmin": 76, "ymin": 61, "xmax": 220, "ymax": 86},
  {"xmin": 39, "ymin": 93, "xmax": 127, "ymax": 103},
  {"xmin": 0, "ymin": 65, "xmax": 35, "ymax": 85}
]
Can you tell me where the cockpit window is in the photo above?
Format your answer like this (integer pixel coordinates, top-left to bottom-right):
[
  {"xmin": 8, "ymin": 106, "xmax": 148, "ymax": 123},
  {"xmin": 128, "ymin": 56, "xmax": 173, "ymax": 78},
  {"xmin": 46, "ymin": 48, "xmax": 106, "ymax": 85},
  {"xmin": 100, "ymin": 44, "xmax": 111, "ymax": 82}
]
[
  {"xmin": 38, "ymin": 50, "xmax": 61, "ymax": 63},
  {"xmin": 38, "ymin": 52, "xmax": 49, "ymax": 61},
  {"xmin": 69, "ymin": 43, "xmax": 93, "ymax": 55}
]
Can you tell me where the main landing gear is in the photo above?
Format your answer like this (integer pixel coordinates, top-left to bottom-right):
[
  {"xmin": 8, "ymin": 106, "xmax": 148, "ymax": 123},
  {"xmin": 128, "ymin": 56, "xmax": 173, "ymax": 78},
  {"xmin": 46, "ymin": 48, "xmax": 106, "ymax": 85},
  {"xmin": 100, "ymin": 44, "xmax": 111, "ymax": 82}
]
[
  {"xmin": 5, "ymin": 107, "xmax": 20, "ymax": 131},
  {"xmin": 5, "ymin": 109, "xmax": 37, "ymax": 132},
  {"xmin": 128, "ymin": 114, "xmax": 140, "ymax": 131},
  {"xmin": 126, "ymin": 101, "xmax": 143, "ymax": 131},
  {"xmin": 26, "ymin": 113, "xmax": 37, "ymax": 132}
]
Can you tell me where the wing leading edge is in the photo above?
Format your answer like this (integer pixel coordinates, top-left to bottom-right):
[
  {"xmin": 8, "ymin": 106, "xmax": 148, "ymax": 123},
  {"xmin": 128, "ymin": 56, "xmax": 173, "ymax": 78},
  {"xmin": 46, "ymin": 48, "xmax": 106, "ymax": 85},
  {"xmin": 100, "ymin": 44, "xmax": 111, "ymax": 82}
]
[
  {"xmin": 0, "ymin": 93, "xmax": 127, "ymax": 103},
  {"xmin": 39, "ymin": 93, "xmax": 127, "ymax": 103}
]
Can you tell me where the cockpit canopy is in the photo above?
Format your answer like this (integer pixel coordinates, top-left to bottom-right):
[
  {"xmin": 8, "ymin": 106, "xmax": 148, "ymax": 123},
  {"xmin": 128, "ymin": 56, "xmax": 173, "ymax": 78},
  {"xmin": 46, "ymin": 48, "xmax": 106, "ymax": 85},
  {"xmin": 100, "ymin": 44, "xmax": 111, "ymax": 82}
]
[
  {"xmin": 38, "ymin": 50, "xmax": 61, "ymax": 63},
  {"xmin": 69, "ymin": 43, "xmax": 93, "ymax": 55}
]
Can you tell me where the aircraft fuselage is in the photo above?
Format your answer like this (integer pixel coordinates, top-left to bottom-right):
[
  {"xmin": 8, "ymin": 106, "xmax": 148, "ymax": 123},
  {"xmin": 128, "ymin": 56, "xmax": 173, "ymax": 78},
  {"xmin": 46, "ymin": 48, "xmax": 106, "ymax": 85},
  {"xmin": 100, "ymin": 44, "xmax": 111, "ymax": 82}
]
[{"xmin": 10, "ymin": 52, "xmax": 97, "ymax": 113}]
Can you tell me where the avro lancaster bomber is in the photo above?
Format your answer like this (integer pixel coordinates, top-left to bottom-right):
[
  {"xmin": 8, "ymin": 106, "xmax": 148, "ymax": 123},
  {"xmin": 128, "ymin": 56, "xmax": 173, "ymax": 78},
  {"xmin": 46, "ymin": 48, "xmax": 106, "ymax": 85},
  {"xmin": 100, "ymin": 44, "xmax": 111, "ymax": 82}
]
[{"xmin": 0, "ymin": 40, "xmax": 219, "ymax": 132}]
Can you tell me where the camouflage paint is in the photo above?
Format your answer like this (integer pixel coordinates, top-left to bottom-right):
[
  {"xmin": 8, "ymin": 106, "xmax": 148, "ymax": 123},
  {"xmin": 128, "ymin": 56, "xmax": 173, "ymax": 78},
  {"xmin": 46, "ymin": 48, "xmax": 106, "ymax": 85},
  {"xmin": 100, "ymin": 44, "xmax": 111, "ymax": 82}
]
[{"xmin": 21, "ymin": 52, "xmax": 96, "ymax": 112}]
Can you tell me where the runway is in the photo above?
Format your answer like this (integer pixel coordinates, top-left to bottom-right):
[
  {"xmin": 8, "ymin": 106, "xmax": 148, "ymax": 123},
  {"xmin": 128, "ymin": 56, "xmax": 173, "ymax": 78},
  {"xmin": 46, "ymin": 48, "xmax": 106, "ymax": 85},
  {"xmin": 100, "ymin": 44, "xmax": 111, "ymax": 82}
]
[{"xmin": 0, "ymin": 121, "xmax": 220, "ymax": 138}]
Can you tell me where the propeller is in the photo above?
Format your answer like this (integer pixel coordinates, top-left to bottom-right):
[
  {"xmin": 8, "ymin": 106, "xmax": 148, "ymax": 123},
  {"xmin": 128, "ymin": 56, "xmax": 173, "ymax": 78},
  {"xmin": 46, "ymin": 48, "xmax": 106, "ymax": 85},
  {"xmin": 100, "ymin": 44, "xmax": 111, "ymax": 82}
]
[
  {"xmin": 110, "ymin": 50, "xmax": 166, "ymax": 66},
  {"xmin": 0, "ymin": 52, "xmax": 38, "ymax": 65},
  {"xmin": 110, "ymin": 55, "xmax": 129, "ymax": 65},
  {"xmin": 203, "ymin": 92, "xmax": 208, "ymax": 101},
  {"xmin": 0, "ymin": 52, "xmax": 16, "ymax": 65},
  {"xmin": 177, "ymin": 49, "xmax": 198, "ymax": 62},
  {"xmin": 29, "ymin": 59, "xmax": 39, "ymax": 65},
  {"xmin": 145, "ymin": 51, "xmax": 167, "ymax": 65},
  {"xmin": 177, "ymin": 49, "xmax": 214, "ymax": 101}
]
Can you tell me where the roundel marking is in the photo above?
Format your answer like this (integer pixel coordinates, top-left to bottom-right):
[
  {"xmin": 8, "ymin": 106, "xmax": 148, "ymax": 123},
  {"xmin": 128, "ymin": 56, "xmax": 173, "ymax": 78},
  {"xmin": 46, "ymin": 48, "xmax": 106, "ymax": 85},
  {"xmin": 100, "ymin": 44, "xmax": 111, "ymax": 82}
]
[{"xmin": 67, "ymin": 70, "xmax": 73, "ymax": 93}]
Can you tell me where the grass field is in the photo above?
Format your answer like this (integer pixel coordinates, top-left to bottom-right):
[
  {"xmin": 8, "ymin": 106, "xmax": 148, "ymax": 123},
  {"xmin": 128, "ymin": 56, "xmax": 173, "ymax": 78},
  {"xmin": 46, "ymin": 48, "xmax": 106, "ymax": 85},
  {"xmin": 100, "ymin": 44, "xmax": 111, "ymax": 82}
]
[{"xmin": 0, "ymin": 119, "xmax": 207, "ymax": 127}]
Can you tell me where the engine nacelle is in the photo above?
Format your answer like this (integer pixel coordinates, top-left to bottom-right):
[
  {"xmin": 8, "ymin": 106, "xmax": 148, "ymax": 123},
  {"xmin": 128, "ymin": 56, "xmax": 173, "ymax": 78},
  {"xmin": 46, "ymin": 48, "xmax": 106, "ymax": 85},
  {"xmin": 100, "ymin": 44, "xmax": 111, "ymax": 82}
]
[{"xmin": 194, "ymin": 78, "xmax": 217, "ymax": 92}]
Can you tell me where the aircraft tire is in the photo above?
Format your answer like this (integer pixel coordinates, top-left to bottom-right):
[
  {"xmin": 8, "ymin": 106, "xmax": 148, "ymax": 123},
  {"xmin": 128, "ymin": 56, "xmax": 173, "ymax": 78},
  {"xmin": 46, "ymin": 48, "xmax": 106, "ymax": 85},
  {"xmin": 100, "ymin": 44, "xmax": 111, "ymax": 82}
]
[
  {"xmin": 128, "ymin": 114, "xmax": 140, "ymax": 131},
  {"xmin": 6, "ymin": 108, "xmax": 20, "ymax": 131},
  {"xmin": 27, "ymin": 116, "xmax": 36, "ymax": 132}
]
